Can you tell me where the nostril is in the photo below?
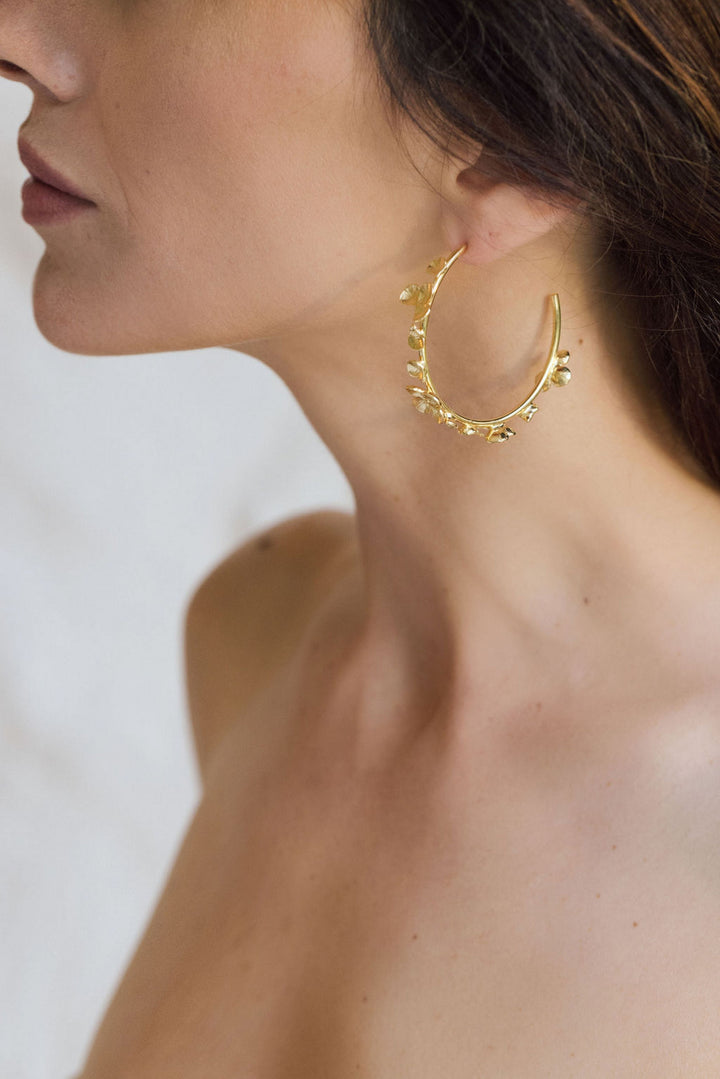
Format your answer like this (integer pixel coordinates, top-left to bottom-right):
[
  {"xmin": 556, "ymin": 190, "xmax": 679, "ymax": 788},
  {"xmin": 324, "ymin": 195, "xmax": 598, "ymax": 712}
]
[{"xmin": 0, "ymin": 59, "xmax": 25, "ymax": 74}]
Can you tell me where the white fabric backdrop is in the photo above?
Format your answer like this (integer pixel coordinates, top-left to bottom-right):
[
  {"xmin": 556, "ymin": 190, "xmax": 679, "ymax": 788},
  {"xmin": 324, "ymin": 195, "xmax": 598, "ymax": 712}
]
[{"xmin": 0, "ymin": 81, "xmax": 354, "ymax": 1079}]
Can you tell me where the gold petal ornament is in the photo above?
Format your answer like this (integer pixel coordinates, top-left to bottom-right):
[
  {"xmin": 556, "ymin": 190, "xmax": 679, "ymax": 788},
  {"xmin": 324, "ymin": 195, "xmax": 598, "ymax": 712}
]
[{"xmin": 399, "ymin": 243, "xmax": 572, "ymax": 443}]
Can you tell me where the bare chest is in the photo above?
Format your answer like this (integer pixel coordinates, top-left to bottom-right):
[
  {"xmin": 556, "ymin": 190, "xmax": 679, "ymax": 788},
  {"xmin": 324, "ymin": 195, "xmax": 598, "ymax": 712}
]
[{"xmin": 80, "ymin": 698, "xmax": 720, "ymax": 1079}]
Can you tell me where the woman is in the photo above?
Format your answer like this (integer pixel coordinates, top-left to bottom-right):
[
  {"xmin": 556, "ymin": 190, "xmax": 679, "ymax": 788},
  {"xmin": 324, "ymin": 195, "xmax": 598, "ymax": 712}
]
[{"xmin": 3, "ymin": 0, "xmax": 720, "ymax": 1073}]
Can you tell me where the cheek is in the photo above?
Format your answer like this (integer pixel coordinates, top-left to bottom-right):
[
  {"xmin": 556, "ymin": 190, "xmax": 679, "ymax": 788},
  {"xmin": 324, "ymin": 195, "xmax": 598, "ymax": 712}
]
[
  {"xmin": 140, "ymin": 22, "xmax": 389, "ymax": 334},
  {"xmin": 33, "ymin": 3, "xmax": 422, "ymax": 356}
]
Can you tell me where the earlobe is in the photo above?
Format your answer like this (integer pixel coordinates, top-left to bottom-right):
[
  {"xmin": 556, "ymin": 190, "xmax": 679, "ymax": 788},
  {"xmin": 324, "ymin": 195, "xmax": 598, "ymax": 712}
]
[{"xmin": 440, "ymin": 160, "xmax": 582, "ymax": 266}]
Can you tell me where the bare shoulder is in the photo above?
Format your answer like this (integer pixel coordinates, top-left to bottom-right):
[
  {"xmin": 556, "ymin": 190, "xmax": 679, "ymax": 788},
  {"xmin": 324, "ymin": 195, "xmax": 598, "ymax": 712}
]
[{"xmin": 183, "ymin": 508, "xmax": 357, "ymax": 785}]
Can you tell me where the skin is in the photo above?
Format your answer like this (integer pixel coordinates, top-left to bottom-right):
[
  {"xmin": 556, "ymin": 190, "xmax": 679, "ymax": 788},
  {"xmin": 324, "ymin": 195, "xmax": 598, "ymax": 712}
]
[
  {"xmin": 2, "ymin": 0, "xmax": 719, "ymax": 746},
  {"xmin": 3, "ymin": 0, "xmax": 720, "ymax": 1073}
]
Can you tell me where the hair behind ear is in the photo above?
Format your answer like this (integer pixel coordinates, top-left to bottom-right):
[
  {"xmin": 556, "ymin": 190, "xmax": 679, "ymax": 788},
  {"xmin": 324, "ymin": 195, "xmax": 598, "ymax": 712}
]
[{"xmin": 363, "ymin": 0, "xmax": 720, "ymax": 485}]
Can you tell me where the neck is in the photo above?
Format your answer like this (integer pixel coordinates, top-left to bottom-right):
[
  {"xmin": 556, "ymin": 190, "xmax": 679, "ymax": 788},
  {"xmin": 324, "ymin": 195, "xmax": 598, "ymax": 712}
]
[{"xmin": 235, "ymin": 247, "xmax": 720, "ymax": 741}]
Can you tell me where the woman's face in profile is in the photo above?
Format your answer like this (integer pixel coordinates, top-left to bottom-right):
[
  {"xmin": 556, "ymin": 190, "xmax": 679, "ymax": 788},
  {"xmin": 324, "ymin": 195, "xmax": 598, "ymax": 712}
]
[{"xmin": 3, "ymin": 0, "xmax": 432, "ymax": 358}]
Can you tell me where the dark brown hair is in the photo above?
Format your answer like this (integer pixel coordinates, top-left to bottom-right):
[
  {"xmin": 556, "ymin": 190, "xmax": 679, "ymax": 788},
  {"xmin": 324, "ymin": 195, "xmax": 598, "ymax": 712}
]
[{"xmin": 363, "ymin": 0, "xmax": 720, "ymax": 484}]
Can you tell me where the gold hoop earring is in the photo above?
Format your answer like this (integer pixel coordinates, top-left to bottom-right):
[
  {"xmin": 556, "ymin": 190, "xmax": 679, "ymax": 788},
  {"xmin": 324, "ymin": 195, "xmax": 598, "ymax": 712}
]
[{"xmin": 399, "ymin": 242, "xmax": 572, "ymax": 443}]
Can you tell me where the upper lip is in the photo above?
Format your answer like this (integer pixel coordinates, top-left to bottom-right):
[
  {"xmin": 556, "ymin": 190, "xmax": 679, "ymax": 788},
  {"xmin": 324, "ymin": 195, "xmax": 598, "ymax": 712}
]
[{"xmin": 18, "ymin": 137, "xmax": 94, "ymax": 202}]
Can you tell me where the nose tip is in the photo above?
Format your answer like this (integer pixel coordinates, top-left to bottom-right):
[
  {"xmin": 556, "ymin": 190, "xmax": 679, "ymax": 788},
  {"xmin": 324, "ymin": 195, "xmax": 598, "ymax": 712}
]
[
  {"xmin": 0, "ymin": 58, "xmax": 28, "ymax": 78},
  {"xmin": 0, "ymin": 56, "xmax": 52, "ymax": 99},
  {"xmin": 0, "ymin": 53, "xmax": 80, "ymax": 102}
]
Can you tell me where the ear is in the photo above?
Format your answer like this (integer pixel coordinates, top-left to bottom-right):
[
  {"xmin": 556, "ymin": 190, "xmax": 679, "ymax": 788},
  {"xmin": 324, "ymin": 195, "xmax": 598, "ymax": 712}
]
[{"xmin": 439, "ymin": 152, "xmax": 585, "ymax": 266}]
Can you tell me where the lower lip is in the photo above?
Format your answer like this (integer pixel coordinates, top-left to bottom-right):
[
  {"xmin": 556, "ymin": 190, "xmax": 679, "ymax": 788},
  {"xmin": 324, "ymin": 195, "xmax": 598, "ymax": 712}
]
[{"xmin": 21, "ymin": 177, "xmax": 96, "ymax": 225}]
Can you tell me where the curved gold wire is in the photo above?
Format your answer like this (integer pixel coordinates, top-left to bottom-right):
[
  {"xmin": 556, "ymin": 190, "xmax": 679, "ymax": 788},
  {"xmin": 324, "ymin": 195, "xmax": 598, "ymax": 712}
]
[{"xmin": 399, "ymin": 242, "xmax": 572, "ymax": 442}]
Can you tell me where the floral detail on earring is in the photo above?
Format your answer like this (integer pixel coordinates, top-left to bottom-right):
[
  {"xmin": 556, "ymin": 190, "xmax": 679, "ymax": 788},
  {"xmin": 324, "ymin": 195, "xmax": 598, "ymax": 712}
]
[
  {"xmin": 551, "ymin": 350, "xmax": 572, "ymax": 385},
  {"xmin": 399, "ymin": 283, "xmax": 431, "ymax": 318},
  {"xmin": 406, "ymin": 386, "xmax": 443, "ymax": 419},
  {"xmin": 399, "ymin": 244, "xmax": 572, "ymax": 443},
  {"xmin": 487, "ymin": 427, "xmax": 516, "ymax": 442},
  {"xmin": 407, "ymin": 325, "xmax": 425, "ymax": 349}
]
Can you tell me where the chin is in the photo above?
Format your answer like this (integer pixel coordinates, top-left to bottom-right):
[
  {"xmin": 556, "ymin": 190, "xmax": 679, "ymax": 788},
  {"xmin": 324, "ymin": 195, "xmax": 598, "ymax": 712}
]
[
  {"xmin": 30, "ymin": 254, "xmax": 124, "ymax": 356},
  {"xmin": 31, "ymin": 305, "xmax": 136, "ymax": 357},
  {"xmin": 31, "ymin": 260, "xmax": 178, "ymax": 357}
]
